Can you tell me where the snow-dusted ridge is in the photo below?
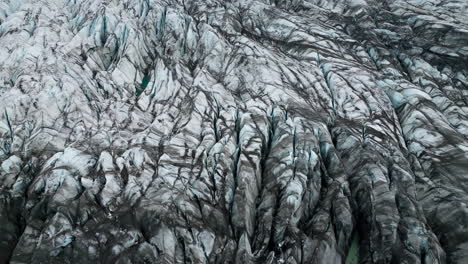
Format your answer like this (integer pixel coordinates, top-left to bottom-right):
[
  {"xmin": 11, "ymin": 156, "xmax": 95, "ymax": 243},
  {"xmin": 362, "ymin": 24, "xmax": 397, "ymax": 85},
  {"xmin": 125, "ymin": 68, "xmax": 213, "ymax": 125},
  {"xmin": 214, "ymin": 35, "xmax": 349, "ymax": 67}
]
[{"xmin": 1, "ymin": 0, "xmax": 468, "ymax": 263}]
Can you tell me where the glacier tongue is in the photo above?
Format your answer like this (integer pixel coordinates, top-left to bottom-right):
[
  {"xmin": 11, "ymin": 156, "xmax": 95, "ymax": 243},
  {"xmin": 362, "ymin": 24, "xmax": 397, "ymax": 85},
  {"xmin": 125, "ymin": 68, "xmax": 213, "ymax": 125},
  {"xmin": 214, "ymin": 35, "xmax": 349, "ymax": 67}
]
[{"xmin": 1, "ymin": 0, "xmax": 468, "ymax": 263}]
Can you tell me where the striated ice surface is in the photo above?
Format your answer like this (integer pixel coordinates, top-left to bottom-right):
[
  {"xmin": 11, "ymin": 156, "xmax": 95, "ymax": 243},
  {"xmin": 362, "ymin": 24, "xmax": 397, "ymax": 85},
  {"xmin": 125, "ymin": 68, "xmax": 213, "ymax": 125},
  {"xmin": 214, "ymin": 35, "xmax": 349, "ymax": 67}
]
[{"xmin": 1, "ymin": 0, "xmax": 468, "ymax": 263}]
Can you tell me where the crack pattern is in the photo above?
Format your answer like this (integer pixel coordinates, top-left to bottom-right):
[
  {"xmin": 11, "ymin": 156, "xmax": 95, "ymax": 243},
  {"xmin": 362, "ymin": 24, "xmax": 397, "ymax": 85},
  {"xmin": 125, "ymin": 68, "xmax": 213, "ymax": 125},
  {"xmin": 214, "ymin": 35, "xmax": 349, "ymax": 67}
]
[{"xmin": 1, "ymin": 0, "xmax": 468, "ymax": 263}]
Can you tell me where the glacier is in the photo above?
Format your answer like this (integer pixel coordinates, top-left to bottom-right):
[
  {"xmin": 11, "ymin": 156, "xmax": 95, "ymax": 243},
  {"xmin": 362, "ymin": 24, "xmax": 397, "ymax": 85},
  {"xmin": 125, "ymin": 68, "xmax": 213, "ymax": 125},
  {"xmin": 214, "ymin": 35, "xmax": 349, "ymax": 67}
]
[{"xmin": 1, "ymin": 0, "xmax": 468, "ymax": 263}]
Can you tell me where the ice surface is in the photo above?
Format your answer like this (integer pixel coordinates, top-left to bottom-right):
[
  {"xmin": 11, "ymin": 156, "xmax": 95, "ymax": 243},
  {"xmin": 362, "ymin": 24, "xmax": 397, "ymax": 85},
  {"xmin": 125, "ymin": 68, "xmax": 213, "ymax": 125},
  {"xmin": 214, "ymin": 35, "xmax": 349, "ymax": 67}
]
[{"xmin": 1, "ymin": 0, "xmax": 468, "ymax": 263}]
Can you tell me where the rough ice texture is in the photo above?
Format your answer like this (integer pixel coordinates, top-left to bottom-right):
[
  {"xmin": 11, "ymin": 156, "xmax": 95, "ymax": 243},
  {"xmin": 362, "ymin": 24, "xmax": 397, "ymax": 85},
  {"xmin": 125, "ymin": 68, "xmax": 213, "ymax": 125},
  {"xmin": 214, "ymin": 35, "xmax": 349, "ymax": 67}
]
[{"xmin": 0, "ymin": 0, "xmax": 468, "ymax": 263}]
